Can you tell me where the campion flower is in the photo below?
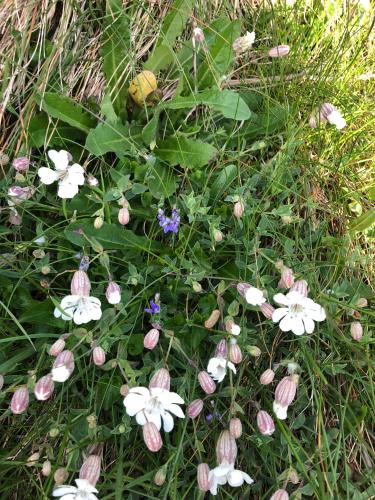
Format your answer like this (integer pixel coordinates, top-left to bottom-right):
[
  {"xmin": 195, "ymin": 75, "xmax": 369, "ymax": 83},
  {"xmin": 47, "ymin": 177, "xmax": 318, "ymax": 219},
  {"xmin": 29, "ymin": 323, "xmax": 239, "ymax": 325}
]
[
  {"xmin": 34, "ymin": 374, "xmax": 54, "ymax": 401},
  {"xmin": 10, "ymin": 387, "xmax": 29, "ymax": 414},
  {"xmin": 157, "ymin": 207, "xmax": 180, "ymax": 234},
  {"xmin": 13, "ymin": 156, "xmax": 30, "ymax": 172},
  {"xmin": 51, "ymin": 350, "xmax": 75, "ymax": 382},
  {"xmin": 38, "ymin": 150, "xmax": 85, "ymax": 199},
  {"xmin": 260, "ymin": 302, "xmax": 275, "ymax": 319},
  {"xmin": 144, "ymin": 328, "xmax": 160, "ymax": 350},
  {"xmin": 320, "ymin": 102, "xmax": 346, "ymax": 130},
  {"xmin": 273, "ymin": 376, "xmax": 298, "ymax": 420},
  {"xmin": 270, "ymin": 489, "xmax": 289, "ymax": 500},
  {"xmin": 92, "ymin": 346, "xmax": 106, "ymax": 366},
  {"xmin": 260, "ymin": 369, "xmax": 275, "ymax": 385},
  {"xmin": 123, "ymin": 386, "xmax": 185, "ymax": 432},
  {"xmin": 144, "ymin": 298, "xmax": 160, "ymax": 315},
  {"xmin": 208, "ymin": 463, "xmax": 254, "ymax": 496},
  {"xmin": 237, "ymin": 283, "xmax": 266, "ymax": 306},
  {"xmin": 105, "ymin": 281, "xmax": 121, "ymax": 304},
  {"xmin": 197, "ymin": 463, "xmax": 211, "ymax": 492},
  {"xmin": 52, "ymin": 479, "xmax": 98, "ymax": 500},
  {"xmin": 143, "ymin": 422, "xmax": 163, "ymax": 452},
  {"xmin": 268, "ymin": 45, "xmax": 290, "ymax": 58},
  {"xmin": 198, "ymin": 371, "xmax": 216, "ymax": 394},
  {"xmin": 207, "ymin": 357, "xmax": 236, "ymax": 383},
  {"xmin": 278, "ymin": 267, "xmax": 294, "ymax": 288},
  {"xmin": 232, "ymin": 31, "xmax": 256, "ymax": 55},
  {"xmin": 192, "ymin": 27, "xmax": 205, "ymax": 44},
  {"xmin": 79, "ymin": 455, "xmax": 101, "ymax": 487},
  {"xmin": 257, "ymin": 410, "xmax": 275, "ymax": 435},
  {"xmin": 7, "ymin": 186, "xmax": 34, "ymax": 204},
  {"xmin": 225, "ymin": 319, "xmax": 241, "ymax": 336},
  {"xmin": 272, "ymin": 290, "xmax": 326, "ymax": 335},
  {"xmin": 229, "ymin": 418, "xmax": 242, "ymax": 439},
  {"xmin": 187, "ymin": 399, "xmax": 204, "ymax": 419}
]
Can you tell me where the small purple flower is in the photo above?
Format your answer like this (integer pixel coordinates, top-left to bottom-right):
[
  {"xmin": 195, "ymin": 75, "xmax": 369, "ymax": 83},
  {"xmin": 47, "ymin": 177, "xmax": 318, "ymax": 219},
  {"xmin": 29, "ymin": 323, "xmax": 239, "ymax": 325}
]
[
  {"xmin": 79, "ymin": 255, "xmax": 90, "ymax": 271},
  {"xmin": 157, "ymin": 207, "xmax": 180, "ymax": 234},
  {"xmin": 205, "ymin": 413, "xmax": 213, "ymax": 423},
  {"xmin": 144, "ymin": 299, "xmax": 160, "ymax": 315}
]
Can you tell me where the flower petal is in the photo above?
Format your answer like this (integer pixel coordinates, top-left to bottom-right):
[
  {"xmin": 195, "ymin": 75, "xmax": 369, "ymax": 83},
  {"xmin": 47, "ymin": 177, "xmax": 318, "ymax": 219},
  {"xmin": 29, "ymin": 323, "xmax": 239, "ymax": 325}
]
[
  {"xmin": 272, "ymin": 307, "xmax": 289, "ymax": 323},
  {"xmin": 227, "ymin": 470, "xmax": 245, "ymax": 487},
  {"xmin": 278, "ymin": 314, "xmax": 294, "ymax": 332},
  {"xmin": 75, "ymin": 479, "xmax": 98, "ymax": 493},
  {"xmin": 290, "ymin": 317, "xmax": 305, "ymax": 336},
  {"xmin": 302, "ymin": 316, "xmax": 315, "ymax": 334},
  {"xmin": 165, "ymin": 403, "xmax": 185, "ymax": 419},
  {"xmin": 52, "ymin": 485, "xmax": 77, "ymax": 497},
  {"xmin": 129, "ymin": 387, "xmax": 150, "ymax": 397},
  {"xmin": 57, "ymin": 181, "xmax": 79, "ymax": 199},
  {"xmin": 135, "ymin": 411, "xmax": 147, "ymax": 426},
  {"xmin": 273, "ymin": 401, "xmax": 288, "ymax": 419},
  {"xmin": 38, "ymin": 167, "xmax": 58, "ymax": 185},
  {"xmin": 162, "ymin": 411, "xmax": 174, "ymax": 432},
  {"xmin": 145, "ymin": 409, "xmax": 162, "ymax": 430},
  {"xmin": 308, "ymin": 306, "xmax": 326, "ymax": 322},
  {"xmin": 124, "ymin": 393, "xmax": 147, "ymax": 416},
  {"xmin": 48, "ymin": 149, "xmax": 70, "ymax": 170},
  {"xmin": 273, "ymin": 293, "xmax": 290, "ymax": 306}
]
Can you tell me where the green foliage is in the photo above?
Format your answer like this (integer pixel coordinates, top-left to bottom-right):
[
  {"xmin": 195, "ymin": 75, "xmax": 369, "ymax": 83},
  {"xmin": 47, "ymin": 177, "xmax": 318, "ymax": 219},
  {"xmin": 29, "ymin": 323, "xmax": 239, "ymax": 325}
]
[{"xmin": 155, "ymin": 136, "xmax": 217, "ymax": 168}]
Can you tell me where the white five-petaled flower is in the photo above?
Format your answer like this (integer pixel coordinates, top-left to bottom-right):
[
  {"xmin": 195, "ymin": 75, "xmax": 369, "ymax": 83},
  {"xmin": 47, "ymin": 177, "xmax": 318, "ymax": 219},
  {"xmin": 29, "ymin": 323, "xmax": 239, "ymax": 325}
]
[
  {"xmin": 207, "ymin": 357, "xmax": 236, "ymax": 383},
  {"xmin": 124, "ymin": 386, "xmax": 185, "ymax": 432},
  {"xmin": 38, "ymin": 150, "xmax": 85, "ymax": 199},
  {"xmin": 272, "ymin": 291, "xmax": 326, "ymax": 336},
  {"xmin": 208, "ymin": 463, "xmax": 254, "ymax": 496},
  {"xmin": 54, "ymin": 295, "xmax": 102, "ymax": 325},
  {"xmin": 245, "ymin": 286, "xmax": 266, "ymax": 306},
  {"xmin": 52, "ymin": 478, "xmax": 98, "ymax": 500},
  {"xmin": 232, "ymin": 31, "xmax": 256, "ymax": 55}
]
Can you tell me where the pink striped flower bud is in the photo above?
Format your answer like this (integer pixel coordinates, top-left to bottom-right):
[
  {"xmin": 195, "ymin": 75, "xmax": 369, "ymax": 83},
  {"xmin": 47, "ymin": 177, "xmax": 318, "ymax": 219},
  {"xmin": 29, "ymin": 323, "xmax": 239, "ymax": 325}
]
[
  {"xmin": 216, "ymin": 430, "xmax": 237, "ymax": 464},
  {"xmin": 144, "ymin": 328, "xmax": 160, "ymax": 350},
  {"xmin": 270, "ymin": 489, "xmax": 289, "ymax": 500},
  {"xmin": 198, "ymin": 371, "xmax": 216, "ymax": 394},
  {"xmin": 197, "ymin": 463, "xmax": 211, "ymax": 492},
  {"xmin": 93, "ymin": 346, "xmax": 106, "ymax": 366},
  {"xmin": 215, "ymin": 339, "xmax": 228, "ymax": 358},
  {"xmin": 106, "ymin": 281, "xmax": 121, "ymax": 304},
  {"xmin": 52, "ymin": 350, "xmax": 75, "ymax": 382},
  {"xmin": 233, "ymin": 200, "xmax": 244, "ymax": 219},
  {"xmin": 290, "ymin": 279, "xmax": 308, "ymax": 297},
  {"xmin": 70, "ymin": 270, "xmax": 91, "ymax": 296},
  {"xmin": 350, "ymin": 321, "xmax": 363, "ymax": 341},
  {"xmin": 79, "ymin": 454, "xmax": 101, "ymax": 486},
  {"xmin": 149, "ymin": 368, "xmax": 170, "ymax": 391},
  {"xmin": 257, "ymin": 410, "xmax": 275, "ymax": 436},
  {"xmin": 54, "ymin": 468, "xmax": 68, "ymax": 485},
  {"xmin": 225, "ymin": 319, "xmax": 241, "ymax": 336},
  {"xmin": 260, "ymin": 302, "xmax": 275, "ymax": 319},
  {"xmin": 118, "ymin": 207, "xmax": 130, "ymax": 225},
  {"xmin": 49, "ymin": 338, "xmax": 66, "ymax": 357},
  {"xmin": 187, "ymin": 399, "xmax": 204, "ymax": 419},
  {"xmin": 237, "ymin": 282, "xmax": 251, "ymax": 298},
  {"xmin": 229, "ymin": 418, "xmax": 242, "ymax": 439},
  {"xmin": 320, "ymin": 102, "xmax": 335, "ymax": 119},
  {"xmin": 204, "ymin": 309, "xmax": 220, "ymax": 329},
  {"xmin": 34, "ymin": 374, "xmax": 54, "ymax": 401},
  {"xmin": 278, "ymin": 267, "xmax": 294, "ymax": 288},
  {"xmin": 10, "ymin": 387, "xmax": 29, "ymax": 414},
  {"xmin": 8, "ymin": 186, "xmax": 34, "ymax": 202},
  {"xmin": 275, "ymin": 376, "xmax": 297, "ymax": 407},
  {"xmin": 13, "ymin": 156, "xmax": 30, "ymax": 172},
  {"xmin": 268, "ymin": 44, "xmax": 290, "ymax": 58},
  {"xmin": 260, "ymin": 369, "xmax": 275, "ymax": 385},
  {"xmin": 228, "ymin": 343, "xmax": 242, "ymax": 364},
  {"xmin": 143, "ymin": 422, "xmax": 163, "ymax": 452},
  {"xmin": 42, "ymin": 460, "xmax": 51, "ymax": 476}
]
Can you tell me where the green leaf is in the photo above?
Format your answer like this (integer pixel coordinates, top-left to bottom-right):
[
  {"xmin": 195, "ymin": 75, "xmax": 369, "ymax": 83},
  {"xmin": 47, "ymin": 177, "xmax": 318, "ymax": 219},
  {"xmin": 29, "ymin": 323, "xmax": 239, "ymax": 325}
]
[
  {"xmin": 102, "ymin": 0, "xmax": 130, "ymax": 119},
  {"xmin": 144, "ymin": 0, "xmax": 194, "ymax": 72},
  {"xmin": 36, "ymin": 93, "xmax": 96, "ymax": 133},
  {"xmin": 142, "ymin": 110, "xmax": 160, "ymax": 145},
  {"xmin": 27, "ymin": 113, "xmax": 86, "ymax": 148},
  {"xmin": 156, "ymin": 136, "xmax": 217, "ymax": 168},
  {"xmin": 210, "ymin": 164, "xmax": 237, "ymax": 200},
  {"xmin": 163, "ymin": 88, "xmax": 251, "ymax": 120},
  {"xmin": 85, "ymin": 120, "xmax": 134, "ymax": 156},
  {"xmin": 147, "ymin": 163, "xmax": 177, "ymax": 199},
  {"xmin": 349, "ymin": 208, "xmax": 375, "ymax": 232},
  {"xmin": 197, "ymin": 18, "xmax": 241, "ymax": 89}
]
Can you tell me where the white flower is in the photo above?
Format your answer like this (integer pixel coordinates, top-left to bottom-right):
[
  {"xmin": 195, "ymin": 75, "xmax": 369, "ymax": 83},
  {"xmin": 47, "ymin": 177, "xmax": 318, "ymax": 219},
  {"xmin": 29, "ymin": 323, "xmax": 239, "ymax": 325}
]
[
  {"xmin": 245, "ymin": 286, "xmax": 266, "ymax": 306},
  {"xmin": 54, "ymin": 295, "xmax": 102, "ymax": 325},
  {"xmin": 273, "ymin": 401, "xmax": 288, "ymax": 420},
  {"xmin": 51, "ymin": 365, "xmax": 71, "ymax": 383},
  {"xmin": 272, "ymin": 291, "xmax": 326, "ymax": 336},
  {"xmin": 326, "ymin": 109, "xmax": 346, "ymax": 130},
  {"xmin": 208, "ymin": 463, "xmax": 254, "ymax": 496},
  {"xmin": 232, "ymin": 31, "xmax": 256, "ymax": 54},
  {"xmin": 53, "ymin": 478, "xmax": 98, "ymax": 500},
  {"xmin": 124, "ymin": 386, "xmax": 185, "ymax": 432},
  {"xmin": 207, "ymin": 357, "xmax": 236, "ymax": 383},
  {"xmin": 38, "ymin": 150, "xmax": 85, "ymax": 199}
]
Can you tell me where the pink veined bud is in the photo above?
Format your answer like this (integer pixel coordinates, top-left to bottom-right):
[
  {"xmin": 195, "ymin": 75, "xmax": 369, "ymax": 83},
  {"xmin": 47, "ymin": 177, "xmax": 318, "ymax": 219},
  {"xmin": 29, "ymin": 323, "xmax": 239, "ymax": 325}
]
[
  {"xmin": 290, "ymin": 279, "xmax": 308, "ymax": 297},
  {"xmin": 216, "ymin": 430, "xmax": 237, "ymax": 464},
  {"xmin": 13, "ymin": 156, "xmax": 30, "ymax": 172},
  {"xmin": 10, "ymin": 387, "xmax": 29, "ymax": 414},
  {"xmin": 42, "ymin": 460, "xmax": 52, "ymax": 476},
  {"xmin": 214, "ymin": 229, "xmax": 223, "ymax": 242},
  {"xmin": 154, "ymin": 468, "xmax": 166, "ymax": 486},
  {"xmin": 260, "ymin": 302, "xmax": 275, "ymax": 319},
  {"xmin": 309, "ymin": 114, "xmax": 318, "ymax": 128},
  {"xmin": 320, "ymin": 102, "xmax": 335, "ymax": 120},
  {"xmin": 275, "ymin": 376, "xmax": 297, "ymax": 407},
  {"xmin": 143, "ymin": 422, "xmax": 163, "ymax": 452},
  {"xmin": 233, "ymin": 200, "xmax": 245, "ymax": 219},
  {"xmin": 79, "ymin": 454, "xmax": 101, "ymax": 486},
  {"xmin": 52, "ymin": 350, "xmax": 75, "ymax": 382},
  {"xmin": 225, "ymin": 319, "xmax": 241, "ymax": 336},
  {"xmin": 278, "ymin": 267, "xmax": 295, "ymax": 289},
  {"xmin": 270, "ymin": 489, "xmax": 289, "ymax": 500},
  {"xmin": 187, "ymin": 399, "xmax": 204, "ymax": 419},
  {"xmin": 268, "ymin": 44, "xmax": 290, "ymax": 58},
  {"xmin": 229, "ymin": 343, "xmax": 242, "ymax": 364},
  {"xmin": 34, "ymin": 374, "xmax": 54, "ymax": 401},
  {"xmin": 229, "ymin": 418, "xmax": 242, "ymax": 439},
  {"xmin": 197, "ymin": 463, "xmax": 211, "ymax": 492},
  {"xmin": 49, "ymin": 338, "xmax": 66, "ymax": 356},
  {"xmin": 54, "ymin": 468, "xmax": 68, "ymax": 485},
  {"xmin": 70, "ymin": 270, "xmax": 91, "ymax": 296},
  {"xmin": 257, "ymin": 410, "xmax": 275, "ymax": 436},
  {"xmin": 93, "ymin": 346, "xmax": 106, "ymax": 366},
  {"xmin": 237, "ymin": 282, "xmax": 251, "ymax": 298},
  {"xmin": 198, "ymin": 371, "xmax": 216, "ymax": 395},
  {"xmin": 118, "ymin": 207, "xmax": 130, "ymax": 225},
  {"xmin": 192, "ymin": 27, "xmax": 205, "ymax": 43},
  {"xmin": 149, "ymin": 368, "xmax": 170, "ymax": 391},
  {"xmin": 144, "ymin": 328, "xmax": 160, "ymax": 350},
  {"xmin": 260, "ymin": 369, "xmax": 275, "ymax": 385},
  {"xmin": 106, "ymin": 281, "xmax": 121, "ymax": 304},
  {"xmin": 350, "ymin": 321, "xmax": 363, "ymax": 341},
  {"xmin": 0, "ymin": 374, "xmax": 4, "ymax": 391},
  {"xmin": 215, "ymin": 339, "xmax": 228, "ymax": 358},
  {"xmin": 204, "ymin": 309, "xmax": 220, "ymax": 329},
  {"xmin": 8, "ymin": 186, "xmax": 33, "ymax": 201}
]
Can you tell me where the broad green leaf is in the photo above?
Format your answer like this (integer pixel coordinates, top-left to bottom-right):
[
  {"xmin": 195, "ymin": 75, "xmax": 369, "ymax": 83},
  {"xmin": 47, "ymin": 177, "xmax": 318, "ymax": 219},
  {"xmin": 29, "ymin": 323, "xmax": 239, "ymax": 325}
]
[
  {"xmin": 156, "ymin": 136, "xmax": 217, "ymax": 168},
  {"xmin": 197, "ymin": 18, "xmax": 241, "ymax": 89},
  {"xmin": 144, "ymin": 0, "xmax": 194, "ymax": 72},
  {"xmin": 210, "ymin": 164, "xmax": 237, "ymax": 200},
  {"xmin": 142, "ymin": 110, "xmax": 160, "ymax": 145},
  {"xmin": 147, "ymin": 163, "xmax": 177, "ymax": 199},
  {"xmin": 239, "ymin": 104, "xmax": 289, "ymax": 140},
  {"xmin": 349, "ymin": 208, "xmax": 375, "ymax": 232},
  {"xmin": 28, "ymin": 112, "xmax": 86, "ymax": 148},
  {"xmin": 102, "ymin": 0, "xmax": 130, "ymax": 118},
  {"xmin": 85, "ymin": 120, "xmax": 134, "ymax": 156},
  {"xmin": 36, "ymin": 93, "xmax": 96, "ymax": 133},
  {"xmin": 163, "ymin": 88, "xmax": 252, "ymax": 120}
]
